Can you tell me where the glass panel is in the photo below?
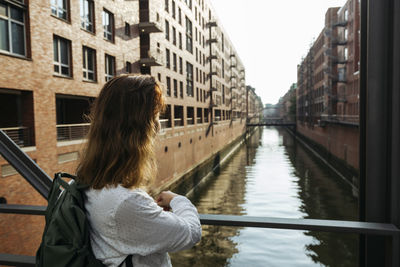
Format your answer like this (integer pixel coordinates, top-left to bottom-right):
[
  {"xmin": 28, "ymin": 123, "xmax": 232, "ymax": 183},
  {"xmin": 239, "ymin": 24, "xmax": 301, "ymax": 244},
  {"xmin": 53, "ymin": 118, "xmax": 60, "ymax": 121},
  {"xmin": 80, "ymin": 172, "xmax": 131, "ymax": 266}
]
[
  {"xmin": 87, "ymin": 49, "xmax": 94, "ymax": 70},
  {"xmin": 108, "ymin": 57, "xmax": 114, "ymax": 75},
  {"xmin": 11, "ymin": 22, "xmax": 24, "ymax": 55},
  {"xmin": 83, "ymin": 71, "xmax": 87, "ymax": 79},
  {"xmin": 88, "ymin": 72, "xmax": 94, "ymax": 81},
  {"xmin": 54, "ymin": 64, "xmax": 59, "ymax": 73},
  {"xmin": 61, "ymin": 66, "xmax": 69, "ymax": 76},
  {"xmin": 53, "ymin": 38, "xmax": 58, "ymax": 62},
  {"xmin": 80, "ymin": 0, "xmax": 84, "ymax": 17},
  {"xmin": 10, "ymin": 7, "xmax": 23, "ymax": 22},
  {"xmin": 82, "ymin": 48, "xmax": 87, "ymax": 68},
  {"xmin": 60, "ymin": 39, "xmax": 68, "ymax": 64},
  {"xmin": 58, "ymin": 9, "xmax": 66, "ymax": 20},
  {"xmin": 0, "ymin": 19, "xmax": 9, "ymax": 51},
  {"xmin": 0, "ymin": 4, "xmax": 7, "ymax": 17}
]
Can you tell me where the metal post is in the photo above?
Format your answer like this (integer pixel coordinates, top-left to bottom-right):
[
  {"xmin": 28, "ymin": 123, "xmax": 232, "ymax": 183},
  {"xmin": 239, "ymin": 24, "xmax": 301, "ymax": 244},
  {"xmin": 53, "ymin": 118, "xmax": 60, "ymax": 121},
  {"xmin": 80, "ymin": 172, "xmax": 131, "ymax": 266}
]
[{"xmin": 362, "ymin": 0, "xmax": 399, "ymax": 266}]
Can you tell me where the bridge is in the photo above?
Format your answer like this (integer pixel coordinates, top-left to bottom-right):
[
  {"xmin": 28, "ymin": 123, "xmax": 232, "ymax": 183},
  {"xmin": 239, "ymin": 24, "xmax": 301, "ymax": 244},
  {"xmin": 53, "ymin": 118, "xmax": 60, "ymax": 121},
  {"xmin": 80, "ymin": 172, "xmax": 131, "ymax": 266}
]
[{"xmin": 247, "ymin": 122, "xmax": 296, "ymax": 127}]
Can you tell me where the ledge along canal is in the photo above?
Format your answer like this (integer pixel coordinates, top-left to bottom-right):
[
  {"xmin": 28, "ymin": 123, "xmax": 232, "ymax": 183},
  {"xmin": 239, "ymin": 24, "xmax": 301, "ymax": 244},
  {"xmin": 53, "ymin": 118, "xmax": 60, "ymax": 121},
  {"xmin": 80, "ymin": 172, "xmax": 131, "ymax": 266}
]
[{"xmin": 170, "ymin": 127, "xmax": 359, "ymax": 267}]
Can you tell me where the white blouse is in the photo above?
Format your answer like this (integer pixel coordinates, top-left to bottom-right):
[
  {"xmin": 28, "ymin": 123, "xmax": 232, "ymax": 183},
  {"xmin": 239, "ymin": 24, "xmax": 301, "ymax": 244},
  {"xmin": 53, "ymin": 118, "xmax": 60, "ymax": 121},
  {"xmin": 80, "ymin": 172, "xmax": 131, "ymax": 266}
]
[{"xmin": 84, "ymin": 186, "xmax": 202, "ymax": 267}]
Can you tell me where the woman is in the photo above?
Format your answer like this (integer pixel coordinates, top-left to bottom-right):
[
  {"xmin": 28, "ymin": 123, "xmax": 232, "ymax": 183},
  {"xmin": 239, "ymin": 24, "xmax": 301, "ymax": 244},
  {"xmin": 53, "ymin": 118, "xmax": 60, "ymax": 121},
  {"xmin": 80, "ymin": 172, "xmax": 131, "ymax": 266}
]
[{"xmin": 76, "ymin": 75, "xmax": 202, "ymax": 266}]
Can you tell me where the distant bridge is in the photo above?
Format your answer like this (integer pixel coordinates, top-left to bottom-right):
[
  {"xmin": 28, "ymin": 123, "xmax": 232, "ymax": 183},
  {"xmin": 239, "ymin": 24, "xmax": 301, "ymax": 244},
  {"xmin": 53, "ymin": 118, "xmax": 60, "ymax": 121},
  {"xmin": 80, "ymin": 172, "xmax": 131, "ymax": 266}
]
[{"xmin": 246, "ymin": 123, "xmax": 296, "ymax": 127}]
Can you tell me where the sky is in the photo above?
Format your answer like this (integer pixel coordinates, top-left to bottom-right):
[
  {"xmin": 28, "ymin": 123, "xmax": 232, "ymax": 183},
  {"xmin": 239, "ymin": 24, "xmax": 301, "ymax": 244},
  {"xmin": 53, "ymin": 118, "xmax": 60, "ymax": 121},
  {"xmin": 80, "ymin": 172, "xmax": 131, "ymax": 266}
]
[{"xmin": 210, "ymin": 0, "xmax": 347, "ymax": 104}]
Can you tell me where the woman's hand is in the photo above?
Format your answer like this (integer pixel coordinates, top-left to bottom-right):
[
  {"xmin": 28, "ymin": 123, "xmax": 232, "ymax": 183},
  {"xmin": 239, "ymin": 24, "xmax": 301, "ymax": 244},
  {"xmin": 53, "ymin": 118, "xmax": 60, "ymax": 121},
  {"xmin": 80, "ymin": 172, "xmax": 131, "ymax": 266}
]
[{"xmin": 156, "ymin": 191, "xmax": 178, "ymax": 211}]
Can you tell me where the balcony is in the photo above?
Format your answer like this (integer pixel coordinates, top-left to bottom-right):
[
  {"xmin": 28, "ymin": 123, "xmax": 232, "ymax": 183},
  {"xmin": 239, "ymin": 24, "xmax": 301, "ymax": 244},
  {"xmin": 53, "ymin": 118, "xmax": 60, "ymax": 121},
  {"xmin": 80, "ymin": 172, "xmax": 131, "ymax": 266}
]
[
  {"xmin": 333, "ymin": 20, "xmax": 348, "ymax": 27},
  {"xmin": 332, "ymin": 39, "xmax": 348, "ymax": 46},
  {"xmin": 207, "ymin": 20, "xmax": 217, "ymax": 27},
  {"xmin": 139, "ymin": 46, "xmax": 164, "ymax": 67},
  {"xmin": 56, "ymin": 123, "xmax": 90, "ymax": 141},
  {"xmin": 319, "ymin": 114, "xmax": 359, "ymax": 126},
  {"xmin": 138, "ymin": 9, "xmax": 163, "ymax": 34},
  {"xmin": 0, "ymin": 127, "xmax": 34, "ymax": 147}
]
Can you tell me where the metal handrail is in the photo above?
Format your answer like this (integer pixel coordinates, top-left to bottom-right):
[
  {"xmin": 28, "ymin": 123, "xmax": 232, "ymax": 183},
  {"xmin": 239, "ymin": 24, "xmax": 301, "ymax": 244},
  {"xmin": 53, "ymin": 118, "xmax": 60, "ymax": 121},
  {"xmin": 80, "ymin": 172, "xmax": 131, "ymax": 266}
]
[{"xmin": 0, "ymin": 204, "xmax": 398, "ymax": 266}]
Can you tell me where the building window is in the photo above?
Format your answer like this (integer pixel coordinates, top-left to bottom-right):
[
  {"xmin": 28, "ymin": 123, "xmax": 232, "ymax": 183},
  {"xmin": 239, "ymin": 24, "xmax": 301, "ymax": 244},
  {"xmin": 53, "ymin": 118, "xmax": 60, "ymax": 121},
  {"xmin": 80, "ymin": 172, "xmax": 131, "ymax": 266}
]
[
  {"xmin": 185, "ymin": 0, "xmax": 192, "ymax": 9},
  {"xmin": 126, "ymin": 61, "xmax": 131, "ymax": 73},
  {"xmin": 125, "ymin": 22, "xmax": 130, "ymax": 36},
  {"xmin": 0, "ymin": 2, "xmax": 26, "ymax": 56},
  {"xmin": 179, "ymin": 32, "xmax": 182, "ymax": 49},
  {"xmin": 166, "ymin": 76, "xmax": 171, "ymax": 96},
  {"xmin": 185, "ymin": 17, "xmax": 193, "ymax": 53},
  {"xmin": 165, "ymin": 0, "xmax": 169, "ymax": 12},
  {"xmin": 173, "ymin": 53, "xmax": 177, "ymax": 72},
  {"xmin": 105, "ymin": 54, "xmax": 115, "ymax": 81},
  {"xmin": 172, "ymin": 1, "xmax": 176, "ymax": 19},
  {"xmin": 165, "ymin": 20, "xmax": 169, "ymax": 40},
  {"xmin": 186, "ymin": 62, "xmax": 193, "ymax": 96},
  {"xmin": 80, "ymin": 0, "xmax": 94, "ymax": 32},
  {"xmin": 173, "ymin": 79, "xmax": 178, "ymax": 97},
  {"xmin": 166, "ymin": 48, "xmax": 170, "ymax": 68},
  {"xmin": 172, "ymin": 27, "xmax": 176, "ymax": 45},
  {"xmin": 180, "ymin": 81, "xmax": 183, "ymax": 98},
  {"xmin": 82, "ymin": 46, "xmax": 96, "ymax": 81},
  {"xmin": 102, "ymin": 9, "xmax": 114, "ymax": 41},
  {"xmin": 53, "ymin": 35, "xmax": 71, "ymax": 77},
  {"xmin": 178, "ymin": 8, "xmax": 182, "ymax": 24},
  {"xmin": 51, "ymin": 0, "xmax": 68, "ymax": 21},
  {"xmin": 179, "ymin": 57, "xmax": 183, "ymax": 74}
]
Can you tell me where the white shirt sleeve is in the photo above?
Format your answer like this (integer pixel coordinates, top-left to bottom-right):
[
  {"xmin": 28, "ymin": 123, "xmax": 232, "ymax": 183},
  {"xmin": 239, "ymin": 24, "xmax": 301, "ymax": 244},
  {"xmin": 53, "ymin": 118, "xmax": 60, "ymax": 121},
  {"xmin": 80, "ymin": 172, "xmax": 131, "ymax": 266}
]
[{"xmin": 114, "ymin": 190, "xmax": 202, "ymax": 256}]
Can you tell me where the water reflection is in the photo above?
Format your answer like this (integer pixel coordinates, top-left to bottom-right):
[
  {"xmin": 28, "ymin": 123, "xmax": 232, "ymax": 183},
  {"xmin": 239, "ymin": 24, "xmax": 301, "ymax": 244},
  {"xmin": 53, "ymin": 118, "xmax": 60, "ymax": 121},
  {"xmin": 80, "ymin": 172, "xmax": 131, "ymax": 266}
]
[{"xmin": 170, "ymin": 127, "xmax": 358, "ymax": 267}]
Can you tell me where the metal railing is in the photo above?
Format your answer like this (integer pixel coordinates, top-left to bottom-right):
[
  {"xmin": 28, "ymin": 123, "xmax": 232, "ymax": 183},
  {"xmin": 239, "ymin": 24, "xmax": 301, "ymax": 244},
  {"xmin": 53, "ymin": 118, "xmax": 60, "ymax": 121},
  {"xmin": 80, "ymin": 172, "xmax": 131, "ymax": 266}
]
[
  {"xmin": 56, "ymin": 123, "xmax": 90, "ymax": 141},
  {"xmin": 174, "ymin": 118, "xmax": 183, "ymax": 127},
  {"xmin": 320, "ymin": 114, "xmax": 359, "ymax": 125},
  {"xmin": 0, "ymin": 127, "xmax": 34, "ymax": 147},
  {"xmin": 159, "ymin": 119, "xmax": 171, "ymax": 129},
  {"xmin": 186, "ymin": 117, "xmax": 194, "ymax": 125}
]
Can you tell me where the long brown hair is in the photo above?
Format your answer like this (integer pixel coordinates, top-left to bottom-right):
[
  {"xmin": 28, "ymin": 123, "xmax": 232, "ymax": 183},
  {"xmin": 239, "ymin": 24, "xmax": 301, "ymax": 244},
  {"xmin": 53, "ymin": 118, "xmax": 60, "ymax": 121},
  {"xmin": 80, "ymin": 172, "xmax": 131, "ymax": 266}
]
[{"xmin": 77, "ymin": 74, "xmax": 165, "ymax": 189}]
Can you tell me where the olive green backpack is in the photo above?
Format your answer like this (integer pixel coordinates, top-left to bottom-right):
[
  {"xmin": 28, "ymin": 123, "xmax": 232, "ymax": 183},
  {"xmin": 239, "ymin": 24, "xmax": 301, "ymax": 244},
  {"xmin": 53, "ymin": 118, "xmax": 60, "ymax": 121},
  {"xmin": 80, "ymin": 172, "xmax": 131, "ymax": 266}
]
[{"xmin": 36, "ymin": 172, "xmax": 132, "ymax": 267}]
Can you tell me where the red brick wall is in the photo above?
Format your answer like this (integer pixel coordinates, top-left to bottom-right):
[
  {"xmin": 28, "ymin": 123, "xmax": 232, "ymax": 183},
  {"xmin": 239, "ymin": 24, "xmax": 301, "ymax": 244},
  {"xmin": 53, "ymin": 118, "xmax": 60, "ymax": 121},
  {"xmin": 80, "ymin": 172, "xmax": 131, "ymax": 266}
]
[{"xmin": 297, "ymin": 123, "xmax": 359, "ymax": 170}]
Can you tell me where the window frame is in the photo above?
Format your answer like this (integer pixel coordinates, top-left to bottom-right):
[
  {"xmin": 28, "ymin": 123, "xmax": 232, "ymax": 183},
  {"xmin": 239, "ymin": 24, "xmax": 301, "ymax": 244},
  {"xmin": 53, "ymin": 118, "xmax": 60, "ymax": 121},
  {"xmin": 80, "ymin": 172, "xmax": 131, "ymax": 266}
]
[
  {"xmin": 82, "ymin": 46, "xmax": 96, "ymax": 82},
  {"xmin": 104, "ymin": 54, "xmax": 115, "ymax": 81},
  {"xmin": 185, "ymin": 17, "xmax": 193, "ymax": 53},
  {"xmin": 53, "ymin": 35, "xmax": 72, "ymax": 77},
  {"xmin": 0, "ymin": 2, "xmax": 27, "ymax": 57},
  {"xmin": 80, "ymin": 0, "xmax": 94, "ymax": 33},
  {"xmin": 102, "ymin": 9, "xmax": 114, "ymax": 42},
  {"xmin": 51, "ymin": 0, "xmax": 69, "ymax": 21},
  {"xmin": 186, "ymin": 61, "xmax": 194, "ymax": 96}
]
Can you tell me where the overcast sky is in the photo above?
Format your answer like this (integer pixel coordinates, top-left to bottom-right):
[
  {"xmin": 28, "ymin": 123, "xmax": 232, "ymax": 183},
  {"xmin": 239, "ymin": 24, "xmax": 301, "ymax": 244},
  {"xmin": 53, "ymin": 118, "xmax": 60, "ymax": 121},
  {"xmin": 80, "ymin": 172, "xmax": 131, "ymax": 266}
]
[{"xmin": 210, "ymin": 0, "xmax": 347, "ymax": 104}]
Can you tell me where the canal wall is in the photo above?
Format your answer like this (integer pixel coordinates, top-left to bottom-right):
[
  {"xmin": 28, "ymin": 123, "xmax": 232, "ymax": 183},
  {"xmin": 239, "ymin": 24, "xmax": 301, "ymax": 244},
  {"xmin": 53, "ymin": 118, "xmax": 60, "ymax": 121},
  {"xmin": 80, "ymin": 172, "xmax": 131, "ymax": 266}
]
[
  {"xmin": 157, "ymin": 126, "xmax": 258, "ymax": 197},
  {"xmin": 287, "ymin": 127, "xmax": 359, "ymax": 190}
]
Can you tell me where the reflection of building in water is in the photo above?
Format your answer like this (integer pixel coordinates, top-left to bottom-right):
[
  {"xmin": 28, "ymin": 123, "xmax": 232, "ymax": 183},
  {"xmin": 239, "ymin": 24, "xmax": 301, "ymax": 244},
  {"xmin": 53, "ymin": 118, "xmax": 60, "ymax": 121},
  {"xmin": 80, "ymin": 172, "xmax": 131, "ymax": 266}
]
[
  {"xmin": 171, "ymin": 128, "xmax": 262, "ymax": 266},
  {"xmin": 279, "ymin": 128, "xmax": 358, "ymax": 267}
]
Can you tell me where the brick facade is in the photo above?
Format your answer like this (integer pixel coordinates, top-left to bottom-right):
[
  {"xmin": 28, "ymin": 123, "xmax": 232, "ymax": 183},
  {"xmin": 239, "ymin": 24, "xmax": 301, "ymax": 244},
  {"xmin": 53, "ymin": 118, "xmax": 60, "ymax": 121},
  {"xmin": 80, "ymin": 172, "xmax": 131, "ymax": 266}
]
[{"xmin": 0, "ymin": 0, "xmax": 262, "ymax": 257}]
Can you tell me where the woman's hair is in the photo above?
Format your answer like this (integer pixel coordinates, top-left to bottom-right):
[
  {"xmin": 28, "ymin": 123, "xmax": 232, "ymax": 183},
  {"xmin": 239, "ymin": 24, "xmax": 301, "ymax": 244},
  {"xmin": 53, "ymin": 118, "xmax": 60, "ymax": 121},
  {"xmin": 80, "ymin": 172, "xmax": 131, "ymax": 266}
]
[{"xmin": 77, "ymin": 74, "xmax": 165, "ymax": 189}]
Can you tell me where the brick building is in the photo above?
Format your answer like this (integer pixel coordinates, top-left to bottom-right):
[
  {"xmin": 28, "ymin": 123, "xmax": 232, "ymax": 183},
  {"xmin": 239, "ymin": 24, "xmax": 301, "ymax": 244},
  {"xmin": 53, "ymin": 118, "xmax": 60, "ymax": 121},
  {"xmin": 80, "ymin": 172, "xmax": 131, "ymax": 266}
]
[
  {"xmin": 296, "ymin": 0, "xmax": 360, "ymax": 171},
  {"xmin": 0, "ymin": 0, "xmax": 261, "ymax": 256}
]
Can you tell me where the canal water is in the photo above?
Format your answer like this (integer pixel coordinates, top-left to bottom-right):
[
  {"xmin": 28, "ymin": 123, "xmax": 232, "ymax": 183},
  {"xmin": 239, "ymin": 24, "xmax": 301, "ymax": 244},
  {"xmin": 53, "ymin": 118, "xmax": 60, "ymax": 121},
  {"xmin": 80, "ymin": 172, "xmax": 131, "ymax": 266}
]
[{"xmin": 170, "ymin": 127, "xmax": 359, "ymax": 267}]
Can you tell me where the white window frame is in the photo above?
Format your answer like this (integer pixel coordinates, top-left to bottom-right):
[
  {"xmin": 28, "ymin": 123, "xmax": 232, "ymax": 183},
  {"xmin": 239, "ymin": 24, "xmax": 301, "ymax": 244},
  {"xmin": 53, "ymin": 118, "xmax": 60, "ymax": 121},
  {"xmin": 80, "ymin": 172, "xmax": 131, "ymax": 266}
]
[
  {"xmin": 0, "ymin": 2, "xmax": 26, "ymax": 57},
  {"xmin": 102, "ymin": 10, "xmax": 114, "ymax": 41},
  {"xmin": 80, "ymin": 0, "xmax": 94, "ymax": 32},
  {"xmin": 51, "ymin": 0, "xmax": 68, "ymax": 21},
  {"xmin": 105, "ymin": 54, "xmax": 115, "ymax": 81},
  {"xmin": 53, "ymin": 36, "xmax": 71, "ymax": 77},
  {"xmin": 83, "ymin": 46, "xmax": 96, "ymax": 81}
]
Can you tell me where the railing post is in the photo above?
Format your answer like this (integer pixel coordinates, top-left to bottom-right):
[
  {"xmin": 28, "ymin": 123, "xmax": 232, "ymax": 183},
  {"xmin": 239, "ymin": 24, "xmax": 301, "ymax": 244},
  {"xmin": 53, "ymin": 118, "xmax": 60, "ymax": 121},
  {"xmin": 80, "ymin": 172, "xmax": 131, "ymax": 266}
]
[{"xmin": 361, "ymin": 0, "xmax": 400, "ymax": 266}]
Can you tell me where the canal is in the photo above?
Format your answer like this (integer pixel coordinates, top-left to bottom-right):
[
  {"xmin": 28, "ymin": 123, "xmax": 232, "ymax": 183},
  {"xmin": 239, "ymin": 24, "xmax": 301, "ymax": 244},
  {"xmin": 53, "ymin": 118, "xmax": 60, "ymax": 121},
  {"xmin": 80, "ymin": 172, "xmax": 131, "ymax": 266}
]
[{"xmin": 170, "ymin": 127, "xmax": 359, "ymax": 267}]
